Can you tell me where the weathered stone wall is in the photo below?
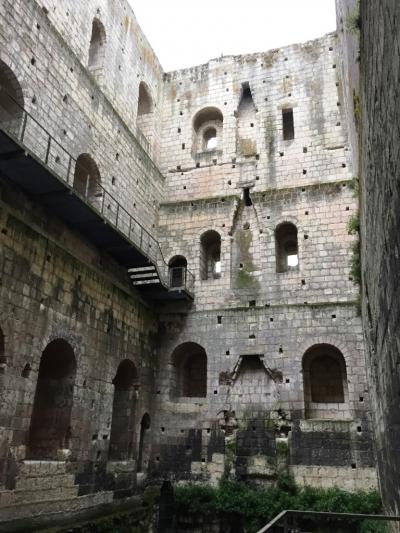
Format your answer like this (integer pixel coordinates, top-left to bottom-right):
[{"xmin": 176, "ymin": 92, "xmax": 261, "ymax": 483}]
[
  {"xmin": 0, "ymin": 0, "xmax": 164, "ymax": 234},
  {"xmin": 0, "ymin": 0, "xmax": 382, "ymax": 528},
  {"xmin": 154, "ymin": 33, "xmax": 377, "ymax": 491},
  {"xmin": 336, "ymin": 0, "xmax": 400, "ymax": 519},
  {"xmin": 0, "ymin": 176, "xmax": 158, "ymax": 526},
  {"xmin": 359, "ymin": 0, "xmax": 400, "ymax": 514},
  {"xmin": 335, "ymin": 0, "xmax": 360, "ymax": 177}
]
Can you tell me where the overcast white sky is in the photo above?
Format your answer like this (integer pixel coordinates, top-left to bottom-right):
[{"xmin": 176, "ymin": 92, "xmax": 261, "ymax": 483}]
[{"xmin": 128, "ymin": 0, "xmax": 337, "ymax": 71}]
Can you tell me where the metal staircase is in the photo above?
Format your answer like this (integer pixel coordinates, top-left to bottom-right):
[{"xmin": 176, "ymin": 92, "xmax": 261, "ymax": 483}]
[{"xmin": 0, "ymin": 88, "xmax": 194, "ymax": 302}]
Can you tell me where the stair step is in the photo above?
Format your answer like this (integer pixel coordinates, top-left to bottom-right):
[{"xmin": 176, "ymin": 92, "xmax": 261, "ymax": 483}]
[
  {"xmin": 129, "ymin": 272, "xmax": 159, "ymax": 280},
  {"xmin": 131, "ymin": 279, "xmax": 161, "ymax": 286},
  {"xmin": 16, "ymin": 474, "xmax": 75, "ymax": 490},
  {"xmin": 0, "ymin": 487, "xmax": 78, "ymax": 506},
  {"xmin": 19, "ymin": 460, "xmax": 67, "ymax": 477},
  {"xmin": 0, "ymin": 491, "xmax": 113, "ymax": 524},
  {"xmin": 128, "ymin": 266, "xmax": 156, "ymax": 273}
]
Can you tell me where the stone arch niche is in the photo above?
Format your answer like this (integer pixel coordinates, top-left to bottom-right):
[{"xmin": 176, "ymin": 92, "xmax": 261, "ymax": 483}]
[
  {"xmin": 136, "ymin": 81, "xmax": 154, "ymax": 145},
  {"xmin": 236, "ymin": 82, "xmax": 257, "ymax": 157},
  {"xmin": 28, "ymin": 339, "xmax": 76, "ymax": 459},
  {"xmin": 230, "ymin": 354, "xmax": 278, "ymax": 412},
  {"xmin": 192, "ymin": 107, "xmax": 223, "ymax": 155},
  {"xmin": 169, "ymin": 255, "xmax": 188, "ymax": 289},
  {"xmin": 303, "ymin": 344, "xmax": 350, "ymax": 420},
  {"xmin": 88, "ymin": 18, "xmax": 106, "ymax": 78},
  {"xmin": 275, "ymin": 222, "xmax": 299, "ymax": 273},
  {"xmin": 109, "ymin": 359, "xmax": 138, "ymax": 461},
  {"xmin": 200, "ymin": 230, "xmax": 221, "ymax": 280},
  {"xmin": 0, "ymin": 59, "xmax": 24, "ymax": 136},
  {"xmin": 137, "ymin": 413, "xmax": 151, "ymax": 473},
  {"xmin": 171, "ymin": 342, "xmax": 207, "ymax": 399},
  {"xmin": 73, "ymin": 153, "xmax": 102, "ymax": 205}
]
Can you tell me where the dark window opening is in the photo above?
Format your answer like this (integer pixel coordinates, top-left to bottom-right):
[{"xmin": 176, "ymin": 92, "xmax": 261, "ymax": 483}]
[
  {"xmin": 169, "ymin": 255, "xmax": 187, "ymax": 289},
  {"xmin": 137, "ymin": 413, "xmax": 151, "ymax": 472},
  {"xmin": 0, "ymin": 59, "xmax": 24, "ymax": 136},
  {"xmin": 243, "ymin": 188, "xmax": 253, "ymax": 207},
  {"xmin": 282, "ymin": 108, "xmax": 294, "ymax": 140},
  {"xmin": 200, "ymin": 230, "xmax": 221, "ymax": 280},
  {"xmin": 88, "ymin": 19, "xmax": 106, "ymax": 73},
  {"xmin": 203, "ymin": 127, "xmax": 217, "ymax": 150},
  {"xmin": 73, "ymin": 153, "xmax": 102, "ymax": 204},
  {"xmin": 137, "ymin": 82, "xmax": 154, "ymax": 145},
  {"xmin": 193, "ymin": 107, "xmax": 223, "ymax": 154},
  {"xmin": 28, "ymin": 339, "xmax": 76, "ymax": 459},
  {"xmin": 109, "ymin": 359, "xmax": 138, "ymax": 461},
  {"xmin": 275, "ymin": 222, "xmax": 299, "ymax": 272},
  {"xmin": 171, "ymin": 342, "xmax": 207, "ymax": 398},
  {"xmin": 310, "ymin": 355, "xmax": 344, "ymax": 403},
  {"xmin": 303, "ymin": 344, "xmax": 349, "ymax": 419}
]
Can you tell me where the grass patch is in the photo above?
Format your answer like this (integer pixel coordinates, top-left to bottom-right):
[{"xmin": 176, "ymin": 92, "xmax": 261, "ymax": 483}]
[{"xmin": 345, "ymin": 0, "xmax": 361, "ymax": 33}]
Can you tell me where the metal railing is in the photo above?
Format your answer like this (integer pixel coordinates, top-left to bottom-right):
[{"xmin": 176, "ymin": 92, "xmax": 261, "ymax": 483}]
[
  {"xmin": 0, "ymin": 87, "xmax": 195, "ymax": 296},
  {"xmin": 169, "ymin": 266, "xmax": 194, "ymax": 294},
  {"xmin": 257, "ymin": 509, "xmax": 400, "ymax": 532}
]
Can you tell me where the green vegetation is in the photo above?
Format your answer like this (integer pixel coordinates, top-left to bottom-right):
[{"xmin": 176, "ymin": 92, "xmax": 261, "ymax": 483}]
[
  {"xmin": 348, "ymin": 212, "xmax": 361, "ymax": 285},
  {"xmin": 348, "ymin": 213, "xmax": 360, "ymax": 235},
  {"xmin": 349, "ymin": 176, "xmax": 359, "ymax": 196},
  {"xmin": 350, "ymin": 239, "xmax": 362, "ymax": 285},
  {"xmin": 174, "ymin": 479, "xmax": 384, "ymax": 533},
  {"xmin": 345, "ymin": 0, "xmax": 361, "ymax": 33},
  {"xmin": 353, "ymin": 93, "xmax": 361, "ymax": 121},
  {"xmin": 235, "ymin": 269, "xmax": 259, "ymax": 289}
]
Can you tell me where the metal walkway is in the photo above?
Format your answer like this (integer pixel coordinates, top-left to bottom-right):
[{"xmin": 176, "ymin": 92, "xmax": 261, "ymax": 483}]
[{"xmin": 0, "ymin": 90, "xmax": 194, "ymax": 302}]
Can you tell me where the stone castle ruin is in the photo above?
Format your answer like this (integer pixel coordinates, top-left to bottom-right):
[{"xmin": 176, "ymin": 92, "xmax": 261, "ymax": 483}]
[{"xmin": 0, "ymin": 0, "xmax": 398, "ymax": 530}]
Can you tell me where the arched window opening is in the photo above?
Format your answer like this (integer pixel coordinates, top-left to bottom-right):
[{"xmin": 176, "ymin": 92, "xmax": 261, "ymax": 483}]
[
  {"xmin": 137, "ymin": 413, "xmax": 151, "ymax": 473},
  {"xmin": 203, "ymin": 127, "xmax": 217, "ymax": 151},
  {"xmin": 171, "ymin": 342, "xmax": 207, "ymax": 398},
  {"xmin": 169, "ymin": 255, "xmax": 188, "ymax": 289},
  {"xmin": 88, "ymin": 19, "xmax": 106, "ymax": 74},
  {"xmin": 237, "ymin": 82, "xmax": 257, "ymax": 157},
  {"xmin": 109, "ymin": 360, "xmax": 138, "ymax": 461},
  {"xmin": 137, "ymin": 82, "xmax": 154, "ymax": 145},
  {"xmin": 275, "ymin": 222, "xmax": 299, "ymax": 273},
  {"xmin": 29, "ymin": 339, "xmax": 76, "ymax": 459},
  {"xmin": 303, "ymin": 344, "xmax": 349, "ymax": 420},
  {"xmin": 73, "ymin": 153, "xmax": 102, "ymax": 204},
  {"xmin": 0, "ymin": 328, "xmax": 5, "ymax": 375},
  {"xmin": 193, "ymin": 107, "xmax": 223, "ymax": 154},
  {"xmin": 0, "ymin": 60, "xmax": 24, "ymax": 136},
  {"xmin": 200, "ymin": 230, "xmax": 221, "ymax": 280}
]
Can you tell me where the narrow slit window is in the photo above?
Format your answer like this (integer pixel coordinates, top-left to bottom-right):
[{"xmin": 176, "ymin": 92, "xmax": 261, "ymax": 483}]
[
  {"xmin": 243, "ymin": 188, "xmax": 253, "ymax": 207},
  {"xmin": 282, "ymin": 108, "xmax": 294, "ymax": 140}
]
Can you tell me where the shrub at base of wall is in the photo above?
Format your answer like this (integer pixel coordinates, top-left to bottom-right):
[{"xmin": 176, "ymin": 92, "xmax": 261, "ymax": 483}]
[{"xmin": 174, "ymin": 477, "xmax": 385, "ymax": 533}]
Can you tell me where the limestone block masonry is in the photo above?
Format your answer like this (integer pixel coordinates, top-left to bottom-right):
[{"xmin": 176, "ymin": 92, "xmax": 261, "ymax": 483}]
[
  {"xmin": 337, "ymin": 0, "xmax": 400, "ymax": 522},
  {"xmin": 0, "ymin": 0, "xmax": 379, "ymax": 529}
]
